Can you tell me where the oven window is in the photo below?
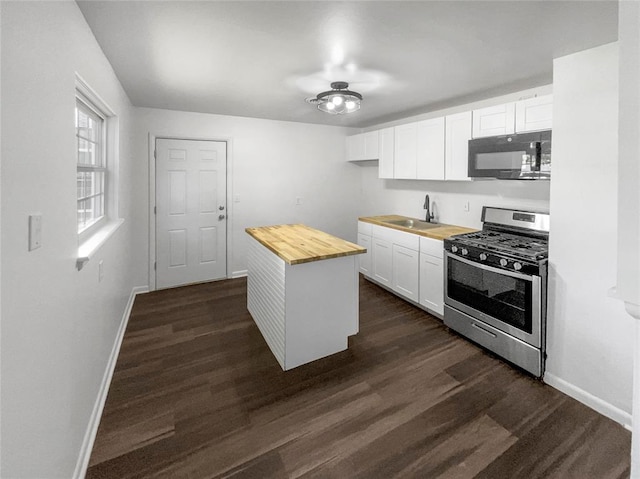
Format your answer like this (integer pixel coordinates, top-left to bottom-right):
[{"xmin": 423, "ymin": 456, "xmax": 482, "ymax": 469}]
[{"xmin": 447, "ymin": 256, "xmax": 533, "ymax": 333}]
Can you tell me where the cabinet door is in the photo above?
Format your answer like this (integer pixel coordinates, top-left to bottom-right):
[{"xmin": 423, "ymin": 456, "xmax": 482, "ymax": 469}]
[
  {"xmin": 392, "ymin": 244, "xmax": 419, "ymax": 302},
  {"xmin": 420, "ymin": 253, "xmax": 444, "ymax": 315},
  {"xmin": 346, "ymin": 133, "xmax": 366, "ymax": 161},
  {"xmin": 515, "ymin": 95, "xmax": 553, "ymax": 132},
  {"xmin": 364, "ymin": 131, "xmax": 379, "ymax": 159},
  {"xmin": 372, "ymin": 237, "xmax": 392, "ymax": 287},
  {"xmin": 394, "ymin": 123, "xmax": 417, "ymax": 179},
  {"xmin": 472, "ymin": 103, "xmax": 516, "ymax": 138},
  {"xmin": 445, "ymin": 111, "xmax": 472, "ymax": 181},
  {"xmin": 416, "ymin": 117, "xmax": 445, "ymax": 180},
  {"xmin": 357, "ymin": 233, "xmax": 372, "ymax": 277},
  {"xmin": 378, "ymin": 127, "xmax": 395, "ymax": 179}
]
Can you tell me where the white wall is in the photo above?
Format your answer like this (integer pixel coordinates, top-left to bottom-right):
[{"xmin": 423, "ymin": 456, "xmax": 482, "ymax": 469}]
[
  {"xmin": 134, "ymin": 108, "xmax": 363, "ymax": 279},
  {"xmin": 361, "ymin": 169, "xmax": 550, "ymax": 229},
  {"xmin": 358, "ymin": 85, "xmax": 553, "ymax": 228},
  {"xmin": 1, "ymin": 2, "xmax": 146, "ymax": 477},
  {"xmin": 617, "ymin": 3, "xmax": 640, "ymax": 474},
  {"xmin": 545, "ymin": 42, "xmax": 634, "ymax": 426}
]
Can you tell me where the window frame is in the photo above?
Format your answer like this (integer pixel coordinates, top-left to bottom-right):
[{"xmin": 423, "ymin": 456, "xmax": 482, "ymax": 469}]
[
  {"xmin": 76, "ymin": 93, "xmax": 108, "ymax": 241},
  {"xmin": 75, "ymin": 73, "xmax": 121, "ymax": 269}
]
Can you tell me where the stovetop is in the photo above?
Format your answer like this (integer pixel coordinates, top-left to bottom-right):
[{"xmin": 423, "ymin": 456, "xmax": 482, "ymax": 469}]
[{"xmin": 450, "ymin": 229, "xmax": 549, "ymax": 262}]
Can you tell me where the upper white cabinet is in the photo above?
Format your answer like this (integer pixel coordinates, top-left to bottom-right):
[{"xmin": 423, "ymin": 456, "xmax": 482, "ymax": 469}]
[
  {"xmin": 364, "ymin": 131, "xmax": 379, "ymax": 158},
  {"xmin": 346, "ymin": 130, "xmax": 379, "ymax": 161},
  {"xmin": 393, "ymin": 118, "xmax": 446, "ymax": 180},
  {"xmin": 393, "ymin": 123, "xmax": 418, "ymax": 178},
  {"xmin": 515, "ymin": 94, "xmax": 553, "ymax": 132},
  {"xmin": 416, "ymin": 117, "xmax": 445, "ymax": 180},
  {"xmin": 378, "ymin": 127, "xmax": 395, "ymax": 179},
  {"xmin": 445, "ymin": 111, "xmax": 472, "ymax": 181},
  {"xmin": 472, "ymin": 103, "xmax": 516, "ymax": 138}
]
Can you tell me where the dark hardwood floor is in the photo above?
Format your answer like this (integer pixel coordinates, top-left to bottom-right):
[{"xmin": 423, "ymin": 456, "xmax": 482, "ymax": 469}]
[{"xmin": 86, "ymin": 276, "xmax": 631, "ymax": 478}]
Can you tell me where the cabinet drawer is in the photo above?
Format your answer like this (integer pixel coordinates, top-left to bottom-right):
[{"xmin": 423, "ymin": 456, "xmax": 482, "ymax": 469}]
[
  {"xmin": 358, "ymin": 221, "xmax": 373, "ymax": 236},
  {"xmin": 372, "ymin": 224, "xmax": 419, "ymax": 250},
  {"xmin": 420, "ymin": 236, "xmax": 443, "ymax": 258}
]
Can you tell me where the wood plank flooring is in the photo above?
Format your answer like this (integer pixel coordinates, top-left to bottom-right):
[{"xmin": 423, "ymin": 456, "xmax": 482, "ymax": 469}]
[{"xmin": 86, "ymin": 277, "xmax": 631, "ymax": 478}]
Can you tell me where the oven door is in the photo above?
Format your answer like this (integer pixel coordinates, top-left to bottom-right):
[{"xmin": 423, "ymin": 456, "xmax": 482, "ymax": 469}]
[{"xmin": 444, "ymin": 252, "xmax": 541, "ymax": 347}]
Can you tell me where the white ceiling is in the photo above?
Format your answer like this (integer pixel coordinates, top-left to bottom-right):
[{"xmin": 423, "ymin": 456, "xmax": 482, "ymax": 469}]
[{"xmin": 77, "ymin": 1, "xmax": 618, "ymax": 128}]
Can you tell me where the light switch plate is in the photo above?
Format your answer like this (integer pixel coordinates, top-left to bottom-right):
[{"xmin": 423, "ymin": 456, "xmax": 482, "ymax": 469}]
[{"xmin": 28, "ymin": 214, "xmax": 42, "ymax": 251}]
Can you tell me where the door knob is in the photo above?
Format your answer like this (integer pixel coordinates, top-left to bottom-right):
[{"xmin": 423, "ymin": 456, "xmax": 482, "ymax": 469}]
[
  {"xmin": 218, "ymin": 214, "xmax": 226, "ymax": 220},
  {"xmin": 219, "ymin": 206, "xmax": 225, "ymax": 210}
]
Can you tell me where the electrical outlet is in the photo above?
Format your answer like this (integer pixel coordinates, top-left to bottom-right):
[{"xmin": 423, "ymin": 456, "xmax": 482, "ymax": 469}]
[
  {"xmin": 28, "ymin": 214, "xmax": 42, "ymax": 251},
  {"xmin": 296, "ymin": 197, "xmax": 303, "ymax": 205},
  {"xmin": 464, "ymin": 201, "xmax": 470, "ymax": 212},
  {"xmin": 234, "ymin": 195, "xmax": 240, "ymax": 203},
  {"xmin": 98, "ymin": 260, "xmax": 104, "ymax": 282}
]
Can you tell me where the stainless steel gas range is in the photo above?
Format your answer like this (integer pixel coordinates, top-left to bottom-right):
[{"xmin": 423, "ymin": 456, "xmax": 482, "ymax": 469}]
[{"xmin": 443, "ymin": 207, "xmax": 549, "ymax": 377}]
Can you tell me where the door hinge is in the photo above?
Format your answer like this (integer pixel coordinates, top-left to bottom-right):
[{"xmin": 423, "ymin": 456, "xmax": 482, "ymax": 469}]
[
  {"xmin": 154, "ymin": 262, "xmax": 157, "ymax": 271},
  {"xmin": 154, "ymin": 149, "xmax": 157, "ymax": 160},
  {"xmin": 154, "ymin": 206, "xmax": 157, "ymax": 215}
]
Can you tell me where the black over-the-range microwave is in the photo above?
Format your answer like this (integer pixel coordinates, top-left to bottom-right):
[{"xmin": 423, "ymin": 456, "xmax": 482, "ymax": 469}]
[{"xmin": 468, "ymin": 130, "xmax": 552, "ymax": 180}]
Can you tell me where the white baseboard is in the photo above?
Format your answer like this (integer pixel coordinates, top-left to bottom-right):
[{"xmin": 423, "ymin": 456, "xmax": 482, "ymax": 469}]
[
  {"xmin": 544, "ymin": 372, "xmax": 632, "ymax": 430},
  {"xmin": 72, "ymin": 285, "xmax": 149, "ymax": 479},
  {"xmin": 231, "ymin": 269, "xmax": 247, "ymax": 278}
]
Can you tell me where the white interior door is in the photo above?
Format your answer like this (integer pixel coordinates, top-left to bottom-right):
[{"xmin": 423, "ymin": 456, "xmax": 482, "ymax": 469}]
[{"xmin": 155, "ymin": 138, "xmax": 227, "ymax": 289}]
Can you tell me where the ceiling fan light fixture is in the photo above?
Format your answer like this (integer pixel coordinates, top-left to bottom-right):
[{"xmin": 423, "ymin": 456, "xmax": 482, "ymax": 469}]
[{"xmin": 311, "ymin": 81, "xmax": 362, "ymax": 115}]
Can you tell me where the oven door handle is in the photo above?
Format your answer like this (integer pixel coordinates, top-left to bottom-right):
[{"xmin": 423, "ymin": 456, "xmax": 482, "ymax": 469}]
[{"xmin": 445, "ymin": 251, "xmax": 538, "ymax": 281}]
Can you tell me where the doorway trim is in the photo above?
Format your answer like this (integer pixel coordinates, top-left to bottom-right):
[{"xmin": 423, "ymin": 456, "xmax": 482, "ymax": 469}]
[{"xmin": 147, "ymin": 132, "xmax": 234, "ymax": 291}]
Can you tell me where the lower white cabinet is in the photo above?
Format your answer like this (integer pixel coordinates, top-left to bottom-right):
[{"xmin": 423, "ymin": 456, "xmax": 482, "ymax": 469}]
[
  {"xmin": 358, "ymin": 221, "xmax": 445, "ymax": 316},
  {"xmin": 419, "ymin": 236, "xmax": 444, "ymax": 315},
  {"xmin": 357, "ymin": 233, "xmax": 372, "ymax": 276},
  {"xmin": 392, "ymin": 244, "xmax": 419, "ymax": 302},
  {"xmin": 372, "ymin": 237, "xmax": 393, "ymax": 287},
  {"xmin": 419, "ymin": 253, "xmax": 444, "ymax": 315}
]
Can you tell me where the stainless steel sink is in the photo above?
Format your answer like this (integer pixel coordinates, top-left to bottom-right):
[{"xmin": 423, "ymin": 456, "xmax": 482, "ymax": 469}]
[{"xmin": 385, "ymin": 219, "xmax": 440, "ymax": 230}]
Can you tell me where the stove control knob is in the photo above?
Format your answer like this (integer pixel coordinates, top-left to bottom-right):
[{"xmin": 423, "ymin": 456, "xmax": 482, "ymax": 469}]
[
  {"xmin": 451, "ymin": 246, "xmax": 458, "ymax": 253},
  {"xmin": 479, "ymin": 253, "xmax": 487, "ymax": 261},
  {"xmin": 461, "ymin": 248, "xmax": 468, "ymax": 256},
  {"xmin": 500, "ymin": 258, "xmax": 508, "ymax": 267},
  {"xmin": 513, "ymin": 262, "xmax": 522, "ymax": 271}
]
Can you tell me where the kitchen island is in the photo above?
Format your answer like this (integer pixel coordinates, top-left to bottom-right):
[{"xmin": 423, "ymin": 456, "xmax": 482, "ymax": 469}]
[{"xmin": 245, "ymin": 224, "xmax": 366, "ymax": 371}]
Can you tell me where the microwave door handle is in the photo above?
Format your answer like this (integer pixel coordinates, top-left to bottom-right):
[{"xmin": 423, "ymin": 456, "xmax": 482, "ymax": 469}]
[{"xmin": 533, "ymin": 141, "xmax": 542, "ymax": 171}]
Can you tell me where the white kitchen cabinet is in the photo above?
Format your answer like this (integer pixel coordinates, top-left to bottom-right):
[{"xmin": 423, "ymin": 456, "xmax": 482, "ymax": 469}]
[
  {"xmin": 416, "ymin": 117, "xmax": 445, "ymax": 180},
  {"xmin": 372, "ymin": 237, "xmax": 393, "ymax": 287},
  {"xmin": 346, "ymin": 134, "xmax": 365, "ymax": 161},
  {"xmin": 393, "ymin": 123, "xmax": 418, "ymax": 179},
  {"xmin": 363, "ymin": 131, "xmax": 379, "ymax": 159},
  {"xmin": 515, "ymin": 94, "xmax": 553, "ymax": 132},
  {"xmin": 392, "ymin": 244, "xmax": 420, "ymax": 302},
  {"xmin": 378, "ymin": 127, "xmax": 395, "ymax": 179},
  {"xmin": 346, "ymin": 131, "xmax": 379, "ymax": 161},
  {"xmin": 419, "ymin": 236, "xmax": 444, "ymax": 316},
  {"xmin": 357, "ymin": 232, "xmax": 372, "ymax": 277},
  {"xmin": 472, "ymin": 103, "xmax": 516, "ymax": 138},
  {"xmin": 445, "ymin": 111, "xmax": 472, "ymax": 181}
]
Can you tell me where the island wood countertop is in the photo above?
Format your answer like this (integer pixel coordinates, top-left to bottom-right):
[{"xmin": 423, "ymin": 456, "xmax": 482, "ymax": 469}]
[
  {"xmin": 246, "ymin": 224, "xmax": 366, "ymax": 265},
  {"xmin": 359, "ymin": 215, "xmax": 477, "ymax": 240}
]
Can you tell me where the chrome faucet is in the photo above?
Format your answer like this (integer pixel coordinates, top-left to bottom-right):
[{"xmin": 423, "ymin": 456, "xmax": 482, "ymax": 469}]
[{"xmin": 424, "ymin": 194, "xmax": 434, "ymax": 223}]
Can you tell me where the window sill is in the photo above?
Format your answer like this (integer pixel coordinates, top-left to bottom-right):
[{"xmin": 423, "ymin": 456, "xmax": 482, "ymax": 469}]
[{"xmin": 76, "ymin": 218, "xmax": 124, "ymax": 270}]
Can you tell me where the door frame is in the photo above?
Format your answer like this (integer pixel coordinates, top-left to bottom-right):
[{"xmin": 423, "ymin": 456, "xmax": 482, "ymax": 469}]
[{"xmin": 148, "ymin": 133, "xmax": 233, "ymax": 291}]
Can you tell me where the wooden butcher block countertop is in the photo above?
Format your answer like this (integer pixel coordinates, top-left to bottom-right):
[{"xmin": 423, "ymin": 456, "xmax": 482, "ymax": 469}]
[
  {"xmin": 359, "ymin": 215, "xmax": 477, "ymax": 240},
  {"xmin": 246, "ymin": 224, "xmax": 366, "ymax": 265}
]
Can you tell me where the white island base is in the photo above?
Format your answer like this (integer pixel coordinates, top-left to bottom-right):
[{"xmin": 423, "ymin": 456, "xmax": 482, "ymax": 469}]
[{"xmin": 247, "ymin": 235, "xmax": 360, "ymax": 371}]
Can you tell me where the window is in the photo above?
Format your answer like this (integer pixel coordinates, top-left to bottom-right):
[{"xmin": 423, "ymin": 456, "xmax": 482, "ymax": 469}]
[
  {"xmin": 75, "ymin": 74, "xmax": 122, "ymax": 270},
  {"xmin": 76, "ymin": 96, "xmax": 106, "ymax": 235}
]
